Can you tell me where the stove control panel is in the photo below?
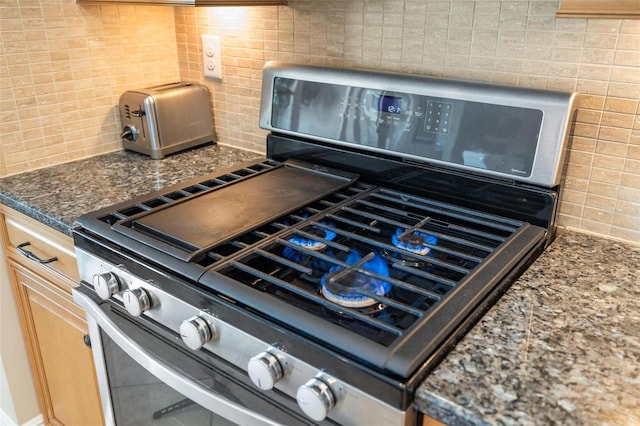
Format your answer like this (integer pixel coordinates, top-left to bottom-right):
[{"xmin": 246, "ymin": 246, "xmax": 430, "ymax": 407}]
[{"xmin": 76, "ymin": 247, "xmax": 407, "ymax": 426}]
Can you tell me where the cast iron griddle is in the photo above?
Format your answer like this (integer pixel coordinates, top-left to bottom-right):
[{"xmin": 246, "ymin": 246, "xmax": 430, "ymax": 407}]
[{"xmin": 126, "ymin": 162, "xmax": 358, "ymax": 262}]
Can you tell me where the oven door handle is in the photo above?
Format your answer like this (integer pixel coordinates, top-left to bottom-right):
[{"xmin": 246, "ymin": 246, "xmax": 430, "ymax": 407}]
[{"xmin": 73, "ymin": 289, "xmax": 284, "ymax": 426}]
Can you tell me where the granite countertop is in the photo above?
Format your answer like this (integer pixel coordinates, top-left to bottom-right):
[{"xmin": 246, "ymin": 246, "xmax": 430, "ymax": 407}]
[
  {"xmin": 416, "ymin": 230, "xmax": 640, "ymax": 426},
  {"xmin": 1, "ymin": 146, "xmax": 638, "ymax": 425}
]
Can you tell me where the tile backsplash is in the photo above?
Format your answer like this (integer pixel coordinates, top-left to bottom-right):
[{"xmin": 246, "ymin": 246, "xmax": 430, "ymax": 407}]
[
  {"xmin": 0, "ymin": 2, "xmax": 181, "ymax": 176},
  {"xmin": 1, "ymin": 1, "xmax": 638, "ymax": 243}
]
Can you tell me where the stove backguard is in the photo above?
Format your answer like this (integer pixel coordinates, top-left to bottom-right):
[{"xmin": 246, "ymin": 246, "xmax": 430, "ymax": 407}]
[
  {"xmin": 267, "ymin": 135, "xmax": 560, "ymax": 231},
  {"xmin": 260, "ymin": 62, "xmax": 577, "ymax": 189}
]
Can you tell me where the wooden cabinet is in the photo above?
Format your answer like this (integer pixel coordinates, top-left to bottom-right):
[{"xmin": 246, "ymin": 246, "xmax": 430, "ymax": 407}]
[
  {"xmin": 0, "ymin": 206, "xmax": 104, "ymax": 426},
  {"xmin": 556, "ymin": 0, "xmax": 640, "ymax": 18},
  {"xmin": 76, "ymin": 0, "xmax": 287, "ymax": 6}
]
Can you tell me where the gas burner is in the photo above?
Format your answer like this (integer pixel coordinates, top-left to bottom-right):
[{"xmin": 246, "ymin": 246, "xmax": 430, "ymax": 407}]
[
  {"xmin": 321, "ymin": 251, "xmax": 390, "ymax": 309},
  {"xmin": 380, "ymin": 228, "xmax": 438, "ymax": 267},
  {"xmin": 287, "ymin": 226, "xmax": 337, "ymax": 251},
  {"xmin": 282, "ymin": 225, "xmax": 337, "ymax": 274},
  {"xmin": 392, "ymin": 227, "xmax": 438, "ymax": 255}
]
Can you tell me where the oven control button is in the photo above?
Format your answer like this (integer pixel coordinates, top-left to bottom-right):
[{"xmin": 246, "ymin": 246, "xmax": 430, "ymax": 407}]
[
  {"xmin": 296, "ymin": 378, "xmax": 336, "ymax": 421},
  {"xmin": 179, "ymin": 316, "xmax": 216, "ymax": 350},
  {"xmin": 122, "ymin": 288, "xmax": 152, "ymax": 316},
  {"xmin": 247, "ymin": 352, "xmax": 283, "ymax": 390},
  {"xmin": 93, "ymin": 272, "xmax": 120, "ymax": 300}
]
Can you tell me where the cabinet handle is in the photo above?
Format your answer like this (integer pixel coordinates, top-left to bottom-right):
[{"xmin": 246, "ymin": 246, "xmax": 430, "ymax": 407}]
[
  {"xmin": 16, "ymin": 242, "xmax": 58, "ymax": 264},
  {"xmin": 83, "ymin": 334, "xmax": 92, "ymax": 348}
]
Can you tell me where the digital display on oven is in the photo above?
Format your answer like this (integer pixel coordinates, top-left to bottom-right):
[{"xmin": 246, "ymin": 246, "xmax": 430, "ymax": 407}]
[{"xmin": 378, "ymin": 95, "xmax": 402, "ymax": 114}]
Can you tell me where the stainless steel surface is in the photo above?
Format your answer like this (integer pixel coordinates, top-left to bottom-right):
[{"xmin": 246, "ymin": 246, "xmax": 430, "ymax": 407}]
[
  {"xmin": 75, "ymin": 248, "xmax": 410, "ymax": 426},
  {"xmin": 260, "ymin": 62, "xmax": 577, "ymax": 188},
  {"xmin": 118, "ymin": 82, "xmax": 215, "ymax": 159}
]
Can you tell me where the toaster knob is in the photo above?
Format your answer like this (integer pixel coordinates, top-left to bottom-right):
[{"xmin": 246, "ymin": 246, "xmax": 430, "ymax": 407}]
[{"xmin": 120, "ymin": 125, "xmax": 138, "ymax": 142}]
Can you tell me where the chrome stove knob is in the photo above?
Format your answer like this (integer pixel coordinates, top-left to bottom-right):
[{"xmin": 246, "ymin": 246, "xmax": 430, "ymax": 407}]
[
  {"xmin": 121, "ymin": 288, "xmax": 152, "ymax": 316},
  {"xmin": 247, "ymin": 352, "xmax": 283, "ymax": 390},
  {"xmin": 296, "ymin": 378, "xmax": 336, "ymax": 421},
  {"xmin": 179, "ymin": 316, "xmax": 216, "ymax": 350},
  {"xmin": 92, "ymin": 272, "xmax": 120, "ymax": 300}
]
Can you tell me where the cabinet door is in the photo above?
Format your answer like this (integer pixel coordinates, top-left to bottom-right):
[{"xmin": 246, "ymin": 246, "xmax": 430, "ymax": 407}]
[{"xmin": 9, "ymin": 262, "xmax": 104, "ymax": 426}]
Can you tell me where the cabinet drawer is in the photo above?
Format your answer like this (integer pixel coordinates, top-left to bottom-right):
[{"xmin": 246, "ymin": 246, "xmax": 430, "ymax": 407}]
[{"xmin": 1, "ymin": 208, "xmax": 79, "ymax": 285}]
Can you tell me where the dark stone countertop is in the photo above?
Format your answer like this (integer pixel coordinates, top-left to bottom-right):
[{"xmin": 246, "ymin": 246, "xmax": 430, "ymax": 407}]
[
  {"xmin": 1, "ymin": 145, "xmax": 638, "ymax": 425},
  {"xmin": 415, "ymin": 230, "xmax": 639, "ymax": 426}
]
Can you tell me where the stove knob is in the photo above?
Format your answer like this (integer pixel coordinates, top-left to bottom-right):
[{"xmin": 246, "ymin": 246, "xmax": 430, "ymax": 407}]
[
  {"xmin": 93, "ymin": 272, "xmax": 120, "ymax": 300},
  {"xmin": 247, "ymin": 352, "xmax": 283, "ymax": 390},
  {"xmin": 296, "ymin": 378, "xmax": 336, "ymax": 421},
  {"xmin": 121, "ymin": 288, "xmax": 152, "ymax": 316},
  {"xmin": 179, "ymin": 316, "xmax": 216, "ymax": 350}
]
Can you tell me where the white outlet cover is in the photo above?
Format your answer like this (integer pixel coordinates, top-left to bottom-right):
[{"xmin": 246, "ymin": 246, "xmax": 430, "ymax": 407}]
[{"xmin": 202, "ymin": 35, "xmax": 222, "ymax": 79}]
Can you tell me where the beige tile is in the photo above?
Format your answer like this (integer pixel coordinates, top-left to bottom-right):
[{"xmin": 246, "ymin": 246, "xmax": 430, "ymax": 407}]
[
  {"xmin": 597, "ymin": 126, "xmax": 632, "ymax": 144},
  {"xmin": 590, "ymin": 167, "xmax": 623, "ymax": 184},
  {"xmin": 557, "ymin": 213, "xmax": 582, "ymax": 229},
  {"xmin": 604, "ymin": 97, "xmax": 638, "ymax": 114},
  {"xmin": 601, "ymin": 112, "xmax": 635, "ymax": 129},
  {"xmin": 609, "ymin": 227, "xmax": 640, "ymax": 243},
  {"xmin": 608, "ymin": 82, "xmax": 640, "ymax": 99},
  {"xmin": 580, "ymin": 217, "xmax": 612, "ymax": 235}
]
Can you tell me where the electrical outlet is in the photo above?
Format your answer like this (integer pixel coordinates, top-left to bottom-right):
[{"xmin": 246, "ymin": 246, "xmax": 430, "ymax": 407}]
[{"xmin": 202, "ymin": 35, "xmax": 222, "ymax": 79}]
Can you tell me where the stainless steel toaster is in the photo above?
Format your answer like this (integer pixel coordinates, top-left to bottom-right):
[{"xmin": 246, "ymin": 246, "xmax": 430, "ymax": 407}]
[{"xmin": 118, "ymin": 82, "xmax": 215, "ymax": 159}]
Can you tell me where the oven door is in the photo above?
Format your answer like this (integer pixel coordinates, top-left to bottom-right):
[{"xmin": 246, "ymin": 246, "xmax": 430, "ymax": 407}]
[{"xmin": 73, "ymin": 287, "xmax": 327, "ymax": 426}]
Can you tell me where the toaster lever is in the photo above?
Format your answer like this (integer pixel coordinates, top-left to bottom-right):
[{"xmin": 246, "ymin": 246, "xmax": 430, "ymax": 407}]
[{"xmin": 131, "ymin": 109, "xmax": 145, "ymax": 117}]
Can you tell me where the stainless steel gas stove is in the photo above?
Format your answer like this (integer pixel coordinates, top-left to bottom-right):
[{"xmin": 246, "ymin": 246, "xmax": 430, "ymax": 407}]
[{"xmin": 72, "ymin": 62, "xmax": 577, "ymax": 426}]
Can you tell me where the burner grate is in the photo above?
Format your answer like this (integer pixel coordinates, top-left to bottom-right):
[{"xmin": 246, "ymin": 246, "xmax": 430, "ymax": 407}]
[{"xmin": 212, "ymin": 186, "xmax": 531, "ymax": 353}]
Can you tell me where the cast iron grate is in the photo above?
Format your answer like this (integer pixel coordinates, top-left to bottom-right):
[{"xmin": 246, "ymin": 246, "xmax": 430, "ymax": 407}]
[{"xmin": 214, "ymin": 186, "xmax": 526, "ymax": 348}]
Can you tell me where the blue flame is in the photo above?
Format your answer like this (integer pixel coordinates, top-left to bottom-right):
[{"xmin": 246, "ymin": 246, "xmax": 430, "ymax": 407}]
[
  {"xmin": 282, "ymin": 223, "xmax": 337, "ymax": 265},
  {"xmin": 321, "ymin": 249, "xmax": 391, "ymax": 302},
  {"xmin": 287, "ymin": 226, "xmax": 336, "ymax": 249},
  {"xmin": 392, "ymin": 228, "xmax": 437, "ymax": 254}
]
